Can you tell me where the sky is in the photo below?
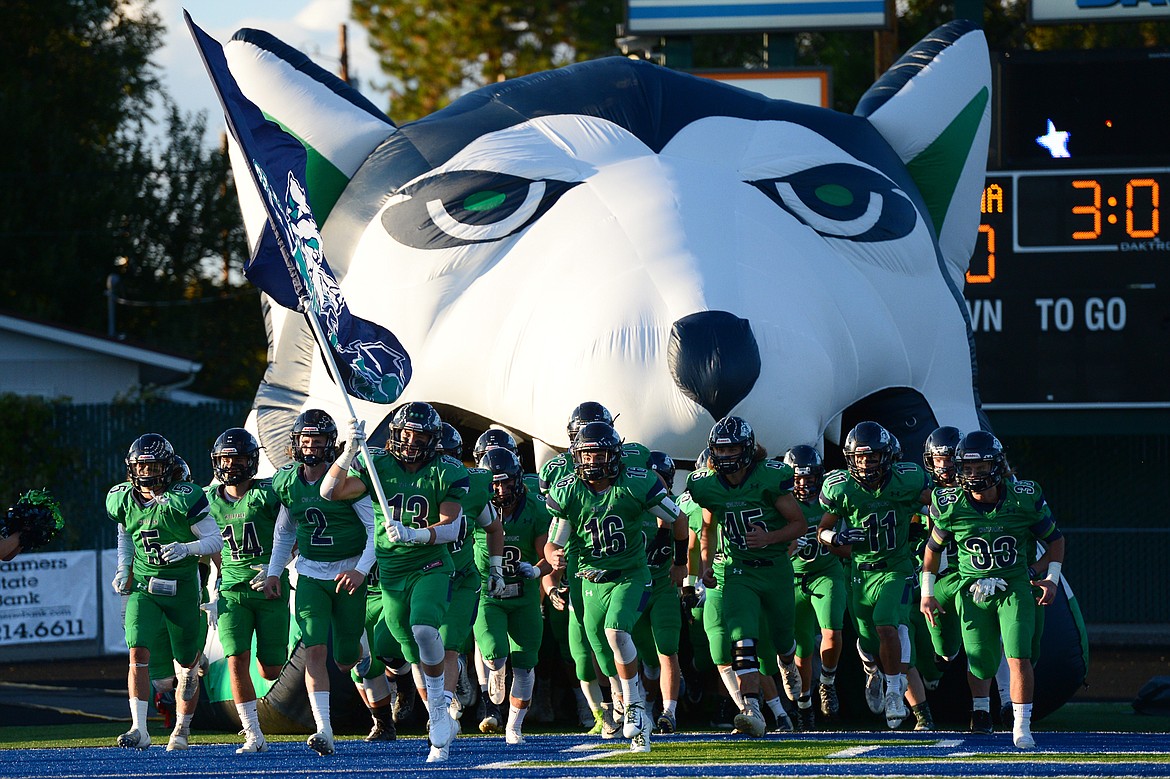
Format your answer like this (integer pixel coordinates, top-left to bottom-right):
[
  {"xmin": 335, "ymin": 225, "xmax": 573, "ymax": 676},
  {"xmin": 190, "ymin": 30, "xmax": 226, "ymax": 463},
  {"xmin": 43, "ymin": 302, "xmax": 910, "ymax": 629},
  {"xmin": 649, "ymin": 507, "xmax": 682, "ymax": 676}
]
[{"xmin": 150, "ymin": 0, "xmax": 387, "ymax": 134}]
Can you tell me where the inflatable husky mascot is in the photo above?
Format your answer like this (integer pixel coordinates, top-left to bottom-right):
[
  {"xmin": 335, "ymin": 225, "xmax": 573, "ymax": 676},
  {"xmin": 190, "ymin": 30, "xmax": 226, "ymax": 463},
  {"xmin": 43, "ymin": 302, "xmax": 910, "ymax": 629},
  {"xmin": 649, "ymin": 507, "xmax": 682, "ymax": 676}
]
[{"xmin": 203, "ymin": 19, "xmax": 1086, "ymax": 731}]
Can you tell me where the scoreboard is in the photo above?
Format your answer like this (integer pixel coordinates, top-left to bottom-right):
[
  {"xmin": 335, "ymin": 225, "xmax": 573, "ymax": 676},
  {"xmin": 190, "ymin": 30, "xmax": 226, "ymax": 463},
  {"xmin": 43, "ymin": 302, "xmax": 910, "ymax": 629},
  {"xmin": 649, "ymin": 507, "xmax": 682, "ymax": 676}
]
[
  {"xmin": 966, "ymin": 49, "xmax": 1170, "ymax": 407},
  {"xmin": 967, "ymin": 169, "xmax": 1168, "ymax": 405}
]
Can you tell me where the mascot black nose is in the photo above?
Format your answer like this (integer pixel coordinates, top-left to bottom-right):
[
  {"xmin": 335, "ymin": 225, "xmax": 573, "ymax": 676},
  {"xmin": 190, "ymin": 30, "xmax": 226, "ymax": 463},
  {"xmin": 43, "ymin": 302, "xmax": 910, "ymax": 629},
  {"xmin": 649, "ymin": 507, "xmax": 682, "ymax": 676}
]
[{"xmin": 668, "ymin": 311, "xmax": 761, "ymax": 421}]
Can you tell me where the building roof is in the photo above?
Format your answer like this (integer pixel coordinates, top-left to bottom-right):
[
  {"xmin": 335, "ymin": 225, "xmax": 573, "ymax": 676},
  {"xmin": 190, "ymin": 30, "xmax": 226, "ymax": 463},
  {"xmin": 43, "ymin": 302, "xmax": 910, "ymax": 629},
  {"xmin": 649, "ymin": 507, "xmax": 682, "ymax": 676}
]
[{"xmin": 0, "ymin": 310, "xmax": 202, "ymax": 382}]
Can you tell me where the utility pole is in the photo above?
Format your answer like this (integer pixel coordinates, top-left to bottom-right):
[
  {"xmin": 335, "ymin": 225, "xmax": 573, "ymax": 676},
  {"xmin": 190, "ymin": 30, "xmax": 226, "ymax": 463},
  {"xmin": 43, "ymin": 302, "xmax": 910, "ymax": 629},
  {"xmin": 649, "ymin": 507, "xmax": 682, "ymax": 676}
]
[
  {"xmin": 338, "ymin": 23, "xmax": 349, "ymax": 83},
  {"xmin": 106, "ymin": 273, "xmax": 120, "ymax": 338},
  {"xmin": 873, "ymin": 0, "xmax": 898, "ymax": 80}
]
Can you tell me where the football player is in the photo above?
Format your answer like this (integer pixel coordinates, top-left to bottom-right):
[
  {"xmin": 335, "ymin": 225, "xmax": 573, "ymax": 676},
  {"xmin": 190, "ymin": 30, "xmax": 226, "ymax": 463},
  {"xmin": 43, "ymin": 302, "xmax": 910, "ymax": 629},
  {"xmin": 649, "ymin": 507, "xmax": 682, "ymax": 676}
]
[
  {"xmin": 538, "ymin": 402, "xmax": 621, "ymax": 737},
  {"xmin": 817, "ymin": 421, "xmax": 931, "ymax": 730},
  {"xmin": 921, "ymin": 431, "xmax": 1066, "ymax": 750},
  {"xmin": 688, "ymin": 417, "xmax": 806, "ymax": 737},
  {"xmin": 266, "ymin": 410, "xmax": 376, "ymax": 756},
  {"xmin": 545, "ymin": 422, "xmax": 686, "ymax": 753},
  {"xmin": 427, "ymin": 423, "xmax": 503, "ymax": 761},
  {"xmin": 783, "ymin": 444, "xmax": 846, "ymax": 730},
  {"xmin": 320, "ymin": 402, "xmax": 487, "ymax": 760},
  {"xmin": 107, "ymin": 433, "xmax": 221, "ymax": 751},
  {"xmin": 205, "ymin": 428, "xmax": 287, "ymax": 754},
  {"xmin": 473, "ymin": 447, "xmax": 552, "ymax": 744}
]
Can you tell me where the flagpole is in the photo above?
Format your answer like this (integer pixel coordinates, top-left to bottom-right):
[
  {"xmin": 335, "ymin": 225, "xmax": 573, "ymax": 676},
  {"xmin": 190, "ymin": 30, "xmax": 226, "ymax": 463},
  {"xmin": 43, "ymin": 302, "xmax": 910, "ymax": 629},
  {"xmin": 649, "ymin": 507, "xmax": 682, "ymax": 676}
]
[{"xmin": 300, "ymin": 301, "xmax": 396, "ymax": 527}]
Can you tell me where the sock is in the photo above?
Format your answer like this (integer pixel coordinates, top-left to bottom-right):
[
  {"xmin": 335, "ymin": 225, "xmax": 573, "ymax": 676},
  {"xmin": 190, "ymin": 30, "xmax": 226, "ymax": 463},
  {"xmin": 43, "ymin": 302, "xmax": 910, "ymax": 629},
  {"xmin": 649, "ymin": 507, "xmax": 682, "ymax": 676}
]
[
  {"xmin": 423, "ymin": 673, "xmax": 446, "ymax": 716},
  {"xmin": 309, "ymin": 691, "xmax": 331, "ymax": 734},
  {"xmin": 819, "ymin": 664, "xmax": 837, "ymax": 685},
  {"xmin": 765, "ymin": 696, "xmax": 785, "ymax": 718},
  {"xmin": 663, "ymin": 699, "xmax": 677, "ymax": 717},
  {"xmin": 129, "ymin": 697, "xmax": 148, "ymax": 733},
  {"xmin": 972, "ymin": 696, "xmax": 991, "ymax": 713},
  {"xmin": 236, "ymin": 699, "xmax": 261, "ymax": 736},
  {"xmin": 798, "ymin": 693, "xmax": 813, "ymax": 710},
  {"xmin": 507, "ymin": 704, "xmax": 529, "ymax": 731},
  {"xmin": 619, "ymin": 675, "xmax": 644, "ymax": 706},
  {"xmin": 581, "ymin": 679, "xmax": 603, "ymax": 711},
  {"xmin": 1013, "ymin": 702, "xmax": 1033, "ymax": 731},
  {"xmin": 718, "ymin": 666, "xmax": 745, "ymax": 708},
  {"xmin": 176, "ymin": 712, "xmax": 193, "ymax": 731}
]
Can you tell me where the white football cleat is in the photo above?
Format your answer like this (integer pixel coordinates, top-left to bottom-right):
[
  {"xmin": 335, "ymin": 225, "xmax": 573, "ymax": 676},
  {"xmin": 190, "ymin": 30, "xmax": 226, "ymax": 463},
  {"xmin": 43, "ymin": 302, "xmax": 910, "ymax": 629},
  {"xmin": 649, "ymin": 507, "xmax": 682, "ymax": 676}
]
[
  {"xmin": 166, "ymin": 725, "xmax": 190, "ymax": 751},
  {"xmin": 236, "ymin": 732, "xmax": 268, "ymax": 754},
  {"xmin": 307, "ymin": 729, "xmax": 334, "ymax": 756},
  {"xmin": 117, "ymin": 729, "xmax": 150, "ymax": 750},
  {"xmin": 1014, "ymin": 730, "xmax": 1036, "ymax": 749},
  {"xmin": 733, "ymin": 705, "xmax": 767, "ymax": 738},
  {"xmin": 779, "ymin": 660, "xmax": 802, "ymax": 703},
  {"xmin": 428, "ymin": 706, "xmax": 456, "ymax": 749},
  {"xmin": 863, "ymin": 663, "xmax": 885, "ymax": 714},
  {"xmin": 622, "ymin": 701, "xmax": 646, "ymax": 739},
  {"xmin": 426, "ymin": 743, "xmax": 450, "ymax": 763}
]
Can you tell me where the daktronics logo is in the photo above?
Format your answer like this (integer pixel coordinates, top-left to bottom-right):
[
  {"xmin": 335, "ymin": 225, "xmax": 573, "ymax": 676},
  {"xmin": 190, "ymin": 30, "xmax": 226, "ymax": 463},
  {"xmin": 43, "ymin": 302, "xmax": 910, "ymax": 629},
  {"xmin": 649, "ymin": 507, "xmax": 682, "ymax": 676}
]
[{"xmin": 1031, "ymin": 0, "xmax": 1170, "ymax": 21}]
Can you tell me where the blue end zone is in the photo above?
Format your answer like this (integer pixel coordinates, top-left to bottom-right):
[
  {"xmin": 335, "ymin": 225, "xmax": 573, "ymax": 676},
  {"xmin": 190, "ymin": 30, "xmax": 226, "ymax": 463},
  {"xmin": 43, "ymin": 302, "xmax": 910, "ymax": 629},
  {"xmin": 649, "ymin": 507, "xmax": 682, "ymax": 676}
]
[{"xmin": 4, "ymin": 732, "xmax": 1169, "ymax": 779}]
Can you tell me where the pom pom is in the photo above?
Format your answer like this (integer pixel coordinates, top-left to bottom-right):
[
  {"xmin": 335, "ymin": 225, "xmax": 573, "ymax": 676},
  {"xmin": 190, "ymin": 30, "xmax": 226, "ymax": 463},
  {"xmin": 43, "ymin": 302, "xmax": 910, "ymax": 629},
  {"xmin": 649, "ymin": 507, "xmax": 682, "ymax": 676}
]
[{"xmin": 2, "ymin": 489, "xmax": 65, "ymax": 550}]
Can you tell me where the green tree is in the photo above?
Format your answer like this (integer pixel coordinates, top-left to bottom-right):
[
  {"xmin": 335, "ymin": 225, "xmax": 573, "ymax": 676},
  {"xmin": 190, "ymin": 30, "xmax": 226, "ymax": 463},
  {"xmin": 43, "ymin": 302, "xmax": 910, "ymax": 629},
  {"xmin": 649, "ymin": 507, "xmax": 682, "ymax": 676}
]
[
  {"xmin": 352, "ymin": 0, "xmax": 624, "ymax": 121},
  {"xmin": 0, "ymin": 0, "xmax": 163, "ymax": 328},
  {"xmin": 0, "ymin": 0, "xmax": 262, "ymax": 400}
]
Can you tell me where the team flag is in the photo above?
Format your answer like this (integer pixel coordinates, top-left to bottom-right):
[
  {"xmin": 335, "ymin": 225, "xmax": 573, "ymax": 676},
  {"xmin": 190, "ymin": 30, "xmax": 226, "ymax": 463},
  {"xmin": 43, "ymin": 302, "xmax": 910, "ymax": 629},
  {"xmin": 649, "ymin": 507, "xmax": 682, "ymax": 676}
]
[{"xmin": 186, "ymin": 12, "xmax": 410, "ymax": 404}]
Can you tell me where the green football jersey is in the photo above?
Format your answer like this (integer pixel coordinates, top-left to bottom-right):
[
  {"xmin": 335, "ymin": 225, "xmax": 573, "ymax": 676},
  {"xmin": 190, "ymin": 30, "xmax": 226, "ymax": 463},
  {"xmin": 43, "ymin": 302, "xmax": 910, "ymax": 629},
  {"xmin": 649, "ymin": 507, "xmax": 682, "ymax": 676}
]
[
  {"xmin": 791, "ymin": 497, "xmax": 838, "ymax": 576},
  {"xmin": 475, "ymin": 487, "xmax": 550, "ymax": 583},
  {"xmin": 205, "ymin": 480, "xmax": 282, "ymax": 591},
  {"xmin": 818, "ymin": 462, "xmax": 930, "ymax": 570},
  {"xmin": 106, "ymin": 480, "xmax": 210, "ymax": 578},
  {"xmin": 351, "ymin": 450, "xmax": 470, "ymax": 579},
  {"xmin": 271, "ymin": 464, "xmax": 368, "ymax": 563},
  {"xmin": 685, "ymin": 459, "xmax": 796, "ymax": 566},
  {"xmin": 538, "ymin": 453, "xmax": 573, "ymax": 494},
  {"xmin": 928, "ymin": 479, "xmax": 1060, "ymax": 583},
  {"xmin": 453, "ymin": 468, "xmax": 493, "ymax": 573},
  {"xmin": 545, "ymin": 465, "xmax": 670, "ymax": 572}
]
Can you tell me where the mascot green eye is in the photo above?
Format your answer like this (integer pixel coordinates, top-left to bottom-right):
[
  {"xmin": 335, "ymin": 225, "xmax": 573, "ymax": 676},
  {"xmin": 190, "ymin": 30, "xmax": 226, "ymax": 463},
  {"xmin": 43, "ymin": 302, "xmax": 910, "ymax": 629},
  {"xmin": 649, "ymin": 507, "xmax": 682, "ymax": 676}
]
[
  {"xmin": 464, "ymin": 191, "xmax": 507, "ymax": 211},
  {"xmin": 750, "ymin": 163, "xmax": 916, "ymax": 242},
  {"xmin": 382, "ymin": 170, "xmax": 579, "ymax": 249}
]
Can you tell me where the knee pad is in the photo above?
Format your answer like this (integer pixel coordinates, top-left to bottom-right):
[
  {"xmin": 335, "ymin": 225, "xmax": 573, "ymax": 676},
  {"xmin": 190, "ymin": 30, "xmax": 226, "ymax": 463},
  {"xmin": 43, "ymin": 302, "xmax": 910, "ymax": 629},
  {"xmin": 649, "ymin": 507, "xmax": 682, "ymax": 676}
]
[
  {"xmin": 412, "ymin": 624, "xmax": 445, "ymax": 667},
  {"xmin": 485, "ymin": 656, "xmax": 507, "ymax": 672},
  {"xmin": 511, "ymin": 666, "xmax": 535, "ymax": 701},
  {"xmin": 360, "ymin": 673, "xmax": 392, "ymax": 702},
  {"xmin": 176, "ymin": 664, "xmax": 200, "ymax": 702},
  {"xmin": 642, "ymin": 664, "xmax": 661, "ymax": 681},
  {"xmin": 605, "ymin": 628, "xmax": 638, "ymax": 665},
  {"xmin": 732, "ymin": 639, "xmax": 759, "ymax": 675}
]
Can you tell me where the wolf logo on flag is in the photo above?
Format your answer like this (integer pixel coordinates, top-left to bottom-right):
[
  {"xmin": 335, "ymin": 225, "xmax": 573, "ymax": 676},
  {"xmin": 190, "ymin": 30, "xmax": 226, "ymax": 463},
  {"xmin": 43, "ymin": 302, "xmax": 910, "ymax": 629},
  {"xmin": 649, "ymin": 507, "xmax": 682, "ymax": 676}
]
[{"xmin": 277, "ymin": 171, "xmax": 407, "ymax": 404}]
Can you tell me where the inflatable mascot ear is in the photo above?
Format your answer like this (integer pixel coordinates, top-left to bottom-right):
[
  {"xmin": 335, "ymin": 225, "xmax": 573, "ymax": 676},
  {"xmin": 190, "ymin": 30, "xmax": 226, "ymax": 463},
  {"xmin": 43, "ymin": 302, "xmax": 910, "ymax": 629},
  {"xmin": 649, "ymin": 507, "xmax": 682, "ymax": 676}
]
[{"xmin": 222, "ymin": 21, "xmax": 988, "ymax": 469}]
